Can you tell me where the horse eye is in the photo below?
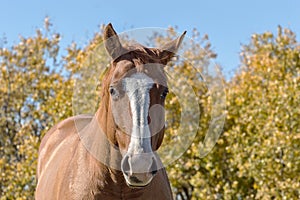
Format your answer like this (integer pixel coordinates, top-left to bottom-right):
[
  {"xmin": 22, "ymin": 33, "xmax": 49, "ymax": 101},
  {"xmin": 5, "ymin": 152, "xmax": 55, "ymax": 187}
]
[
  {"xmin": 160, "ymin": 88, "xmax": 169, "ymax": 99},
  {"xmin": 109, "ymin": 86, "xmax": 120, "ymax": 100},
  {"xmin": 109, "ymin": 87, "xmax": 115, "ymax": 95}
]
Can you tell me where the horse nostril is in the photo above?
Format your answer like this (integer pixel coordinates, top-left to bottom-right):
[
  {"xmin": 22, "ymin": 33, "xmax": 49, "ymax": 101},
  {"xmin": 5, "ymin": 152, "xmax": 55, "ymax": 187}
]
[
  {"xmin": 147, "ymin": 115, "xmax": 151, "ymax": 125},
  {"xmin": 121, "ymin": 155, "xmax": 130, "ymax": 175},
  {"xmin": 151, "ymin": 169, "xmax": 157, "ymax": 175},
  {"xmin": 150, "ymin": 158, "xmax": 158, "ymax": 175}
]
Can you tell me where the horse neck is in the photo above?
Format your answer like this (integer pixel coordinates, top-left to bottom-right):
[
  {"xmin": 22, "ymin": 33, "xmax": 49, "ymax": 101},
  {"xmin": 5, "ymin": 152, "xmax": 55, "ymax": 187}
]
[{"xmin": 91, "ymin": 91, "xmax": 125, "ymax": 179}]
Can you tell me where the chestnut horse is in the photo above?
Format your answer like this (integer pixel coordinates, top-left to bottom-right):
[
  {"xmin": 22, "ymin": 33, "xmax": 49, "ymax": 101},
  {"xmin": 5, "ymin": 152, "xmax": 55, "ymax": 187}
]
[{"xmin": 35, "ymin": 23, "xmax": 185, "ymax": 199}]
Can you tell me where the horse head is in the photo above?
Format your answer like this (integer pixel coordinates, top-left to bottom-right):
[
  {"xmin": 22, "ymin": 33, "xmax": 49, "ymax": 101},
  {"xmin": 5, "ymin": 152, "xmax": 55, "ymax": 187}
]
[{"xmin": 103, "ymin": 24, "xmax": 185, "ymax": 188}]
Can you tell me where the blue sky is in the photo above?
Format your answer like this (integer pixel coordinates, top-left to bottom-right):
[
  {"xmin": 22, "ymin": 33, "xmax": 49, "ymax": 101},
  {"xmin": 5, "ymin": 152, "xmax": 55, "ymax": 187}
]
[{"xmin": 1, "ymin": 0, "xmax": 300, "ymax": 77}]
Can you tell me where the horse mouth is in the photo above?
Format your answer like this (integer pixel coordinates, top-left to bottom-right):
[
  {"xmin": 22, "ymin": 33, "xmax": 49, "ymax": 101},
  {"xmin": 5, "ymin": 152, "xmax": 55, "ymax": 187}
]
[{"xmin": 124, "ymin": 174, "xmax": 153, "ymax": 188}]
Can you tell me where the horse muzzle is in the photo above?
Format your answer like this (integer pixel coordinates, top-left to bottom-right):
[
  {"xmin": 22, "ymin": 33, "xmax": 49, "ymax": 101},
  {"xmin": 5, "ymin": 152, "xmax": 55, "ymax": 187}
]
[{"xmin": 121, "ymin": 152, "xmax": 158, "ymax": 187}]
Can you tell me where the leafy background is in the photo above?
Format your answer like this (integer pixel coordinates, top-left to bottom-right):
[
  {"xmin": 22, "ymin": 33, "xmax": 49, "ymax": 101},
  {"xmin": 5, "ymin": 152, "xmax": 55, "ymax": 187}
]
[{"xmin": 0, "ymin": 19, "xmax": 299, "ymax": 199}]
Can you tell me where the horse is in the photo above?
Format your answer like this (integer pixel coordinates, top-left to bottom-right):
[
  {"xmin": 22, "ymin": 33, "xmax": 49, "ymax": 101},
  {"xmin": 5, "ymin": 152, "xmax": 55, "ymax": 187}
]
[{"xmin": 35, "ymin": 23, "xmax": 186, "ymax": 200}]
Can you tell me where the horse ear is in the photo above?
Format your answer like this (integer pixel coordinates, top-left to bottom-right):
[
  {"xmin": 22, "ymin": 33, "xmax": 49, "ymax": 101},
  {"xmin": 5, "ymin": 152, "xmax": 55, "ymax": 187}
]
[
  {"xmin": 159, "ymin": 31, "xmax": 186, "ymax": 65},
  {"xmin": 104, "ymin": 23, "xmax": 124, "ymax": 59}
]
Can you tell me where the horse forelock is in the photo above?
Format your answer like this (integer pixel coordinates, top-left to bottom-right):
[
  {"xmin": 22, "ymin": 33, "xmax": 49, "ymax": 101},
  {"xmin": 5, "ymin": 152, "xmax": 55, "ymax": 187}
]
[{"xmin": 101, "ymin": 45, "xmax": 165, "ymax": 98}]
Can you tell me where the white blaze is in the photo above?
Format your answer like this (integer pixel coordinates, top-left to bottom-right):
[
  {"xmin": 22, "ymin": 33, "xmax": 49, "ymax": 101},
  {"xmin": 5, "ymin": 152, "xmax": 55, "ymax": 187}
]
[{"xmin": 122, "ymin": 73, "xmax": 154, "ymax": 154}]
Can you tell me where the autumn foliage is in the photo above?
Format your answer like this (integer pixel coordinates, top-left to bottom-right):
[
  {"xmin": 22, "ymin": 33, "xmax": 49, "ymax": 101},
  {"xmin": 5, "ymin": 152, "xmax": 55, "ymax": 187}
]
[{"xmin": 0, "ymin": 19, "xmax": 299, "ymax": 199}]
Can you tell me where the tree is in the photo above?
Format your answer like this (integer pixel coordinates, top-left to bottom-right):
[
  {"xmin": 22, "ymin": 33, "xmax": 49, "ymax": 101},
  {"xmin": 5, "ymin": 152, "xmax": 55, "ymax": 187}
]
[
  {"xmin": 0, "ymin": 19, "xmax": 73, "ymax": 199},
  {"xmin": 223, "ymin": 26, "xmax": 300, "ymax": 199}
]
